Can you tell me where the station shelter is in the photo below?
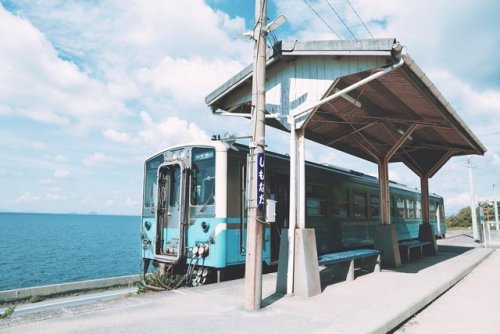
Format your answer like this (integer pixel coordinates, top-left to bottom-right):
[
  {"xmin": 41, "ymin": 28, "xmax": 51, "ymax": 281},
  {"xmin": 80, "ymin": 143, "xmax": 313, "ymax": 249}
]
[{"xmin": 205, "ymin": 39, "xmax": 486, "ymax": 296}]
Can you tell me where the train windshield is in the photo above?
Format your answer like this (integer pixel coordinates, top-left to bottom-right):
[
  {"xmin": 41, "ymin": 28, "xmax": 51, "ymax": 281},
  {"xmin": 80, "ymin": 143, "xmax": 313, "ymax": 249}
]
[
  {"xmin": 143, "ymin": 155, "xmax": 164, "ymax": 217},
  {"xmin": 191, "ymin": 147, "xmax": 215, "ymax": 207}
]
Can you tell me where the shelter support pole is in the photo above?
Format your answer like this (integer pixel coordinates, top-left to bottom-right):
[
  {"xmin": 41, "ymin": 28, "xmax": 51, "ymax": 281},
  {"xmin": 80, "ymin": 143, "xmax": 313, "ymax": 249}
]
[
  {"xmin": 374, "ymin": 159, "xmax": 401, "ymax": 268},
  {"xmin": 286, "ymin": 122, "xmax": 298, "ymax": 295},
  {"xmin": 298, "ymin": 129, "xmax": 306, "ymax": 229},
  {"xmin": 418, "ymin": 175, "xmax": 438, "ymax": 255},
  {"xmin": 378, "ymin": 160, "xmax": 391, "ymax": 226},
  {"xmin": 290, "ymin": 127, "xmax": 321, "ymax": 297},
  {"xmin": 374, "ymin": 124, "xmax": 416, "ymax": 268},
  {"xmin": 421, "ymin": 176, "xmax": 430, "ymax": 224}
]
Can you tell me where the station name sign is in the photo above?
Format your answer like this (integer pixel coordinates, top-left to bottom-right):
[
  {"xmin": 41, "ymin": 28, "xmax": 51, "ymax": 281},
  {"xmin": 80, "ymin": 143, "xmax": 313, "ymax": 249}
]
[{"xmin": 257, "ymin": 152, "xmax": 265, "ymax": 211}]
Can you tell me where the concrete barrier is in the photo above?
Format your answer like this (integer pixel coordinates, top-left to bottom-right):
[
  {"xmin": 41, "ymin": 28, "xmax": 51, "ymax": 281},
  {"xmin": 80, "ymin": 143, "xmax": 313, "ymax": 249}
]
[{"xmin": 0, "ymin": 275, "xmax": 141, "ymax": 303}]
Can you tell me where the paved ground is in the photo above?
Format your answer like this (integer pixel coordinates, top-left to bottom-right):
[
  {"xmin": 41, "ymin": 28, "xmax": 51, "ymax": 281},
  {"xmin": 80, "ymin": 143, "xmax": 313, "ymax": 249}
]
[
  {"xmin": 1, "ymin": 229, "xmax": 499, "ymax": 334},
  {"xmin": 395, "ymin": 229, "xmax": 500, "ymax": 334}
]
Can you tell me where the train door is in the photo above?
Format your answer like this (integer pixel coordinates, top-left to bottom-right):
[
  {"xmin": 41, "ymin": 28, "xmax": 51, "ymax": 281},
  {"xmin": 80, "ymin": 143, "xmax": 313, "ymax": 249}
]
[
  {"xmin": 155, "ymin": 161, "xmax": 188, "ymax": 264},
  {"xmin": 270, "ymin": 173, "xmax": 289, "ymax": 262}
]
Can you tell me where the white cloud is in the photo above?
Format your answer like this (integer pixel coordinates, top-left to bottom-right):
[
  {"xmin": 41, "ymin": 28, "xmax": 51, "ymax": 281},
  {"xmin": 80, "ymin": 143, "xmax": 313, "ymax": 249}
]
[
  {"xmin": 83, "ymin": 152, "xmax": 117, "ymax": 167},
  {"xmin": 54, "ymin": 169, "xmax": 70, "ymax": 178},
  {"xmin": 54, "ymin": 155, "xmax": 67, "ymax": 162},
  {"xmin": 445, "ymin": 192, "xmax": 472, "ymax": 211},
  {"xmin": 40, "ymin": 178, "xmax": 55, "ymax": 184},
  {"xmin": 138, "ymin": 112, "xmax": 209, "ymax": 150},
  {"xmin": 15, "ymin": 192, "xmax": 40, "ymax": 203},
  {"xmin": 0, "ymin": 5, "xmax": 129, "ymax": 133},
  {"xmin": 125, "ymin": 197, "xmax": 140, "ymax": 206},
  {"xmin": 103, "ymin": 129, "xmax": 138, "ymax": 145},
  {"xmin": 46, "ymin": 186, "xmax": 66, "ymax": 201},
  {"xmin": 32, "ymin": 141, "xmax": 45, "ymax": 149},
  {"xmin": 104, "ymin": 111, "xmax": 210, "ymax": 150},
  {"xmin": 44, "ymin": 154, "xmax": 68, "ymax": 163},
  {"xmin": 135, "ymin": 56, "xmax": 245, "ymax": 108}
]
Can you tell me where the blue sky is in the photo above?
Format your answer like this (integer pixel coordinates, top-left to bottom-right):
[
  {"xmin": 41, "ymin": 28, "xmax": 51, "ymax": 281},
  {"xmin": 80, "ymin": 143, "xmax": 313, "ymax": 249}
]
[{"xmin": 1, "ymin": 0, "xmax": 499, "ymax": 215}]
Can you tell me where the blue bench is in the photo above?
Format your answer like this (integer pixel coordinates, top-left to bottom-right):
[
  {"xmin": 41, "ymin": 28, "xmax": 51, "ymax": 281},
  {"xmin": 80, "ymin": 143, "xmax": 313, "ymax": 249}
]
[
  {"xmin": 318, "ymin": 249, "xmax": 381, "ymax": 281},
  {"xmin": 398, "ymin": 239, "xmax": 432, "ymax": 262}
]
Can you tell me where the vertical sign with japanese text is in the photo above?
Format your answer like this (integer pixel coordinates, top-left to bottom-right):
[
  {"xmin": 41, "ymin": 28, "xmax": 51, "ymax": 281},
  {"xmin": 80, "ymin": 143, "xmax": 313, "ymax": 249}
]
[{"xmin": 256, "ymin": 152, "xmax": 265, "ymax": 211}]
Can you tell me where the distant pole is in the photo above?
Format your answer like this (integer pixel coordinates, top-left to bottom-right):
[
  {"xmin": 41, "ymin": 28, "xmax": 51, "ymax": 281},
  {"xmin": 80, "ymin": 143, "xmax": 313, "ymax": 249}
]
[
  {"xmin": 467, "ymin": 157, "xmax": 479, "ymax": 239},
  {"xmin": 244, "ymin": 0, "xmax": 267, "ymax": 311},
  {"xmin": 494, "ymin": 184, "xmax": 499, "ymax": 231}
]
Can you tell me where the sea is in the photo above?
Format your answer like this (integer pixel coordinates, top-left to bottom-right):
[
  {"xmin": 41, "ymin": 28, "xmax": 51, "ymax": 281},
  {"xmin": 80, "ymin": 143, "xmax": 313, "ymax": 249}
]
[{"xmin": 0, "ymin": 212, "xmax": 141, "ymax": 292}]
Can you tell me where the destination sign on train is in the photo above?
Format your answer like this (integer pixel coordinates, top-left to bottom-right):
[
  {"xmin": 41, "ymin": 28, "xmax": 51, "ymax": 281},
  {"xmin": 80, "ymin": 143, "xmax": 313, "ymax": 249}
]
[{"xmin": 193, "ymin": 151, "xmax": 214, "ymax": 161}]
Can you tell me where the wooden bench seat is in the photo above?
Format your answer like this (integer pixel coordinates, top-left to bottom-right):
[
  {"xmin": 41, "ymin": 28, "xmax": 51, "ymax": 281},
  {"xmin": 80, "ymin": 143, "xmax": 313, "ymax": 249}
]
[{"xmin": 318, "ymin": 249, "xmax": 381, "ymax": 281}]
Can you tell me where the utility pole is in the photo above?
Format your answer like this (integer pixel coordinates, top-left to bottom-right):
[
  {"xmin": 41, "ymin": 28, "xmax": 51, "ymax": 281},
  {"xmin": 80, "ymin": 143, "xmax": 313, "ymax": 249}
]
[
  {"xmin": 244, "ymin": 0, "xmax": 267, "ymax": 311},
  {"xmin": 467, "ymin": 157, "xmax": 479, "ymax": 239}
]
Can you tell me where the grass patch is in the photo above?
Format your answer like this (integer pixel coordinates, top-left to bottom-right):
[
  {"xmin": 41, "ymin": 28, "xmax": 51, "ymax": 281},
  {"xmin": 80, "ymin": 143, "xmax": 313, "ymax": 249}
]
[
  {"xmin": 29, "ymin": 295, "xmax": 46, "ymax": 303},
  {"xmin": 0, "ymin": 306, "xmax": 16, "ymax": 319},
  {"xmin": 137, "ymin": 272, "xmax": 185, "ymax": 293}
]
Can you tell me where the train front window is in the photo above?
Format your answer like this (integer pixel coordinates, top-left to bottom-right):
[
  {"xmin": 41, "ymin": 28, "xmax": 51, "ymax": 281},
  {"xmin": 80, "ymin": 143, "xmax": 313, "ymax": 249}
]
[
  {"xmin": 191, "ymin": 148, "xmax": 216, "ymax": 207},
  {"xmin": 143, "ymin": 155, "xmax": 164, "ymax": 217}
]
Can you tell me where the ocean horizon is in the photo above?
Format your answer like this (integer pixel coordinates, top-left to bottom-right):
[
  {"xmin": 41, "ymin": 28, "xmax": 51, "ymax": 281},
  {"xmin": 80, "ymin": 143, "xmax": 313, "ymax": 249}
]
[{"xmin": 0, "ymin": 211, "xmax": 141, "ymax": 291}]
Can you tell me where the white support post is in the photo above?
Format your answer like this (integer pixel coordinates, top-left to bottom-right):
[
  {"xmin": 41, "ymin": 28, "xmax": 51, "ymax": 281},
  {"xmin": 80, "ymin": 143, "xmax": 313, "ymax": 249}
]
[
  {"xmin": 494, "ymin": 184, "xmax": 499, "ymax": 231},
  {"xmin": 495, "ymin": 200, "xmax": 499, "ymax": 231},
  {"xmin": 287, "ymin": 118, "xmax": 297, "ymax": 295},
  {"xmin": 467, "ymin": 158, "xmax": 479, "ymax": 240},
  {"xmin": 298, "ymin": 129, "xmax": 306, "ymax": 229}
]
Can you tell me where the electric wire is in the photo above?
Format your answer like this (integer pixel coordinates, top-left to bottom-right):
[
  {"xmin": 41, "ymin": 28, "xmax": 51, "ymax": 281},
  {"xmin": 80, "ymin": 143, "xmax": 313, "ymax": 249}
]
[
  {"xmin": 302, "ymin": 0, "xmax": 341, "ymax": 39},
  {"xmin": 324, "ymin": 0, "xmax": 357, "ymax": 40},
  {"xmin": 345, "ymin": 0, "xmax": 374, "ymax": 38}
]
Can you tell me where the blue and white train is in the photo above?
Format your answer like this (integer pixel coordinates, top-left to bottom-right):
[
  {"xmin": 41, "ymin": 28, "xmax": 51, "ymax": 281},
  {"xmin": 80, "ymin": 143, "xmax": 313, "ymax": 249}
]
[{"xmin": 140, "ymin": 139, "xmax": 445, "ymax": 283}]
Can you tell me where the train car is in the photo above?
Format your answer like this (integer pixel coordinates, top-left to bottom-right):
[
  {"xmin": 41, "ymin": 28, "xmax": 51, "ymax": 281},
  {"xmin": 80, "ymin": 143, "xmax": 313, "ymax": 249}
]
[{"xmin": 140, "ymin": 139, "xmax": 445, "ymax": 283}]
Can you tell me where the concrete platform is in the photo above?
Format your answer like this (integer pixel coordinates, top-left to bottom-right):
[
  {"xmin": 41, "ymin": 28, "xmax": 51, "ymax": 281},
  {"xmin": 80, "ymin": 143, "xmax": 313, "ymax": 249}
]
[{"xmin": 0, "ymin": 232, "xmax": 496, "ymax": 334}]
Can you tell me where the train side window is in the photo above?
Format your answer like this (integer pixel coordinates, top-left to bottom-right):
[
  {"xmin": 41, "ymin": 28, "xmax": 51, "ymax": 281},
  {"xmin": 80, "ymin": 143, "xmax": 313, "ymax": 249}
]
[
  {"xmin": 396, "ymin": 196, "xmax": 406, "ymax": 218},
  {"xmin": 416, "ymin": 200, "xmax": 422, "ymax": 218},
  {"xmin": 353, "ymin": 190, "xmax": 368, "ymax": 218},
  {"xmin": 407, "ymin": 199, "xmax": 416, "ymax": 218},
  {"xmin": 370, "ymin": 193, "xmax": 380, "ymax": 218},
  {"xmin": 306, "ymin": 184, "xmax": 326, "ymax": 217},
  {"xmin": 332, "ymin": 187, "xmax": 349, "ymax": 217},
  {"xmin": 430, "ymin": 201, "xmax": 437, "ymax": 218}
]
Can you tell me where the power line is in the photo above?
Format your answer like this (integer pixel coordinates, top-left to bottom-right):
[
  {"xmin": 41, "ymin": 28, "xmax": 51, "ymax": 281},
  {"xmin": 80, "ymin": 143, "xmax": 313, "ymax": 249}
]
[
  {"xmin": 345, "ymin": 0, "xmax": 374, "ymax": 38},
  {"xmin": 302, "ymin": 0, "xmax": 341, "ymax": 39},
  {"xmin": 324, "ymin": 0, "xmax": 357, "ymax": 40}
]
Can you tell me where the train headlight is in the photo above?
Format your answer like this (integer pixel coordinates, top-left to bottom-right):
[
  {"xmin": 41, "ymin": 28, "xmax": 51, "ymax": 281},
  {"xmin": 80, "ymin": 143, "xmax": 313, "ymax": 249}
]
[{"xmin": 201, "ymin": 221, "xmax": 210, "ymax": 233}]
